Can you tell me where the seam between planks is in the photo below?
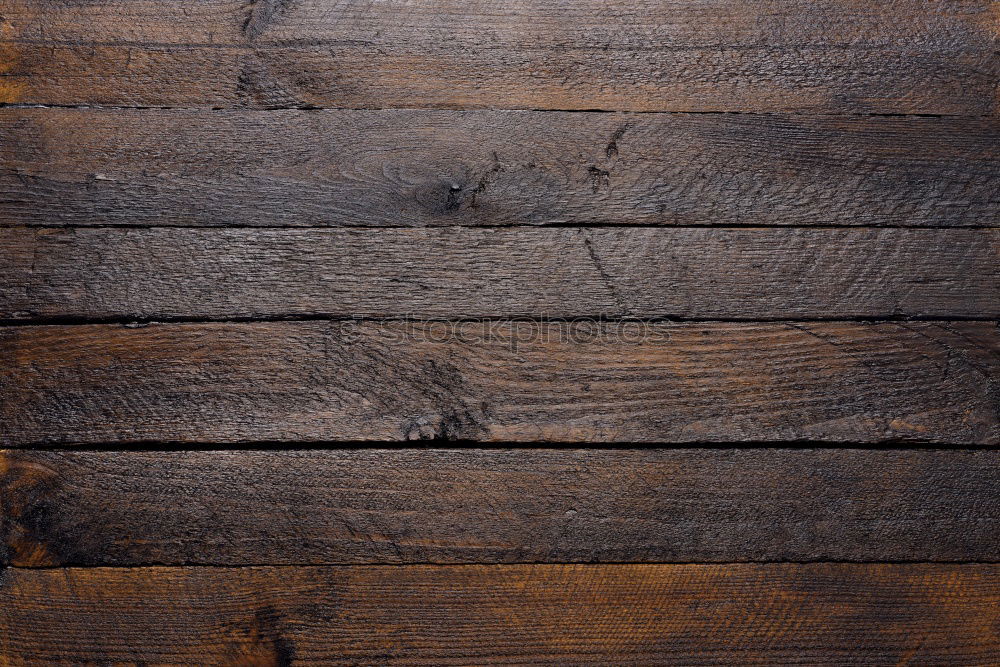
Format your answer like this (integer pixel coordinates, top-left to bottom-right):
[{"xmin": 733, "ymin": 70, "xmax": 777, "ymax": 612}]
[
  {"xmin": 4, "ymin": 224, "xmax": 999, "ymax": 231},
  {"xmin": 2, "ymin": 315, "xmax": 997, "ymax": 327},
  {"xmin": 5, "ymin": 560, "xmax": 1000, "ymax": 570},
  {"xmin": 0, "ymin": 103, "xmax": 990, "ymax": 118},
  {"xmin": 7, "ymin": 443, "xmax": 1000, "ymax": 452}
]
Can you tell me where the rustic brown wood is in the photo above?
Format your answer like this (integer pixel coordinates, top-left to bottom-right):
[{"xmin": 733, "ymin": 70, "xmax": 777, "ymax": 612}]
[
  {"xmin": 5, "ymin": 0, "xmax": 999, "ymax": 661},
  {"xmin": 3, "ymin": 227, "xmax": 996, "ymax": 321},
  {"xmin": 1, "ymin": 0, "xmax": 997, "ymax": 112},
  {"xmin": 3, "ymin": 448, "xmax": 999, "ymax": 566},
  {"xmin": 2, "ymin": 564, "xmax": 999, "ymax": 664},
  {"xmin": 2, "ymin": 321, "xmax": 995, "ymax": 445},
  {"xmin": 3, "ymin": 109, "xmax": 998, "ymax": 228}
]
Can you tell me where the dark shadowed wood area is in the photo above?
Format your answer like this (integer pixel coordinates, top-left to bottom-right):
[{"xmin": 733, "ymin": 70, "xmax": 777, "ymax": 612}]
[
  {"xmin": 2, "ymin": 110, "xmax": 998, "ymax": 228},
  {"xmin": 3, "ymin": 564, "xmax": 1000, "ymax": 664},
  {"xmin": 2, "ymin": 448, "xmax": 998, "ymax": 566},
  {"xmin": 3, "ymin": 0, "xmax": 999, "ymax": 662},
  {"xmin": 2, "ymin": 321, "xmax": 996, "ymax": 445},
  {"xmin": 3, "ymin": 227, "xmax": 997, "ymax": 320},
  {"xmin": 1, "ymin": 0, "xmax": 997, "ymax": 112}
]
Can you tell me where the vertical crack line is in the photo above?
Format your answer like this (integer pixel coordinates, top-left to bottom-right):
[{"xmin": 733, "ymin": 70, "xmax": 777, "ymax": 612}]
[
  {"xmin": 578, "ymin": 229, "xmax": 630, "ymax": 316},
  {"xmin": 243, "ymin": 0, "xmax": 294, "ymax": 42}
]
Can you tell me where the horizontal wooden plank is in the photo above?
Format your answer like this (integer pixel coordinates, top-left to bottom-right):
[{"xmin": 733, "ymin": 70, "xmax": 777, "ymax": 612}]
[
  {"xmin": 3, "ymin": 228, "xmax": 997, "ymax": 320},
  {"xmin": 3, "ymin": 110, "xmax": 998, "ymax": 227},
  {"xmin": 2, "ymin": 564, "xmax": 999, "ymax": 664},
  {"xmin": 1, "ymin": 0, "xmax": 997, "ymax": 112},
  {"xmin": 3, "ymin": 448, "xmax": 999, "ymax": 566},
  {"xmin": 1, "ymin": 321, "xmax": 995, "ymax": 445}
]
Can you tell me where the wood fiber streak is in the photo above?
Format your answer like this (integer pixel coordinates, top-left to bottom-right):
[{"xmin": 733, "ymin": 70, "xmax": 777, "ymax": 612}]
[
  {"xmin": 1, "ymin": 564, "xmax": 999, "ymax": 664},
  {"xmin": 2, "ymin": 227, "xmax": 996, "ymax": 320},
  {"xmin": 0, "ymin": 0, "xmax": 997, "ymax": 112},
  {"xmin": 2, "ymin": 449, "xmax": 999, "ymax": 566},
  {"xmin": 2, "ymin": 110, "xmax": 998, "ymax": 228},
  {"xmin": 1, "ymin": 321, "xmax": 996, "ymax": 445}
]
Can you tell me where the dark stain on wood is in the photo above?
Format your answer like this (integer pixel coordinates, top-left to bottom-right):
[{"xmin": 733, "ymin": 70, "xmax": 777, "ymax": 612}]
[
  {"xmin": 1, "ymin": 0, "xmax": 997, "ymax": 112},
  {"xmin": 2, "ymin": 110, "xmax": 996, "ymax": 227},
  {"xmin": 2, "ymin": 564, "xmax": 999, "ymax": 664},
  {"xmin": 4, "ymin": 0, "xmax": 1000, "ymax": 661},
  {"xmin": 2, "ymin": 448, "xmax": 999, "ymax": 566},
  {"xmin": 1, "ymin": 321, "xmax": 996, "ymax": 445},
  {"xmin": 2, "ymin": 227, "xmax": 996, "ymax": 321}
]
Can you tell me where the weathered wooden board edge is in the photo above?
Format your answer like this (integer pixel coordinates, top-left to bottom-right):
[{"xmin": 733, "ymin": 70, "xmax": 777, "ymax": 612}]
[
  {"xmin": 3, "ymin": 227, "xmax": 998, "ymax": 321},
  {"xmin": 1, "ymin": 320, "xmax": 997, "ymax": 446},
  {"xmin": 2, "ymin": 447, "xmax": 999, "ymax": 566},
  {"xmin": 2, "ymin": 563, "xmax": 999, "ymax": 664},
  {"xmin": 3, "ymin": 108, "xmax": 998, "ymax": 228}
]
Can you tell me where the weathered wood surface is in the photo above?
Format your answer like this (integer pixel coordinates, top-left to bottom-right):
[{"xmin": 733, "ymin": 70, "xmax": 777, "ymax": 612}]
[
  {"xmin": 2, "ymin": 564, "xmax": 999, "ymax": 664},
  {"xmin": 4, "ymin": 227, "xmax": 997, "ymax": 321},
  {"xmin": 1, "ymin": 0, "xmax": 997, "ymax": 112},
  {"xmin": 2, "ymin": 321, "xmax": 995, "ymax": 445},
  {"xmin": 3, "ymin": 110, "xmax": 998, "ymax": 228},
  {"xmin": 5, "ymin": 0, "xmax": 999, "ymax": 662},
  {"xmin": 3, "ymin": 448, "xmax": 999, "ymax": 566}
]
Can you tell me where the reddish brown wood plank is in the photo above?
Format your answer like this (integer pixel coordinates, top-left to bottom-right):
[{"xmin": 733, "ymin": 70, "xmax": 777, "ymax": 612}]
[
  {"xmin": 2, "ymin": 110, "xmax": 997, "ymax": 228},
  {"xmin": 2, "ymin": 564, "xmax": 999, "ymax": 664},
  {"xmin": 3, "ymin": 227, "xmax": 996, "ymax": 321},
  {"xmin": 1, "ymin": 0, "xmax": 997, "ymax": 112},
  {"xmin": 1, "ymin": 321, "xmax": 995, "ymax": 445},
  {"xmin": 3, "ymin": 448, "xmax": 999, "ymax": 566}
]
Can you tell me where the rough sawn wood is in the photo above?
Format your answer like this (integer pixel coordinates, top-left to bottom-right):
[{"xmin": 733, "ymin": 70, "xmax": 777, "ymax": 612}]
[
  {"xmin": 2, "ymin": 321, "xmax": 996, "ymax": 445},
  {"xmin": 2, "ymin": 448, "xmax": 999, "ymax": 566},
  {"xmin": 3, "ymin": 110, "xmax": 998, "ymax": 228}
]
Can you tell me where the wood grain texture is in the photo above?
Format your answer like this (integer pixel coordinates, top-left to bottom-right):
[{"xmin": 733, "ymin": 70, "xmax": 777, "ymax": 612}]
[
  {"xmin": 3, "ymin": 109, "xmax": 998, "ymax": 228},
  {"xmin": 2, "ymin": 564, "xmax": 999, "ymax": 664},
  {"xmin": 1, "ymin": 0, "xmax": 997, "ymax": 112},
  {"xmin": 3, "ymin": 448, "xmax": 999, "ymax": 566},
  {"xmin": 3, "ymin": 227, "xmax": 996, "ymax": 321},
  {"xmin": 2, "ymin": 321, "xmax": 996, "ymax": 445}
]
